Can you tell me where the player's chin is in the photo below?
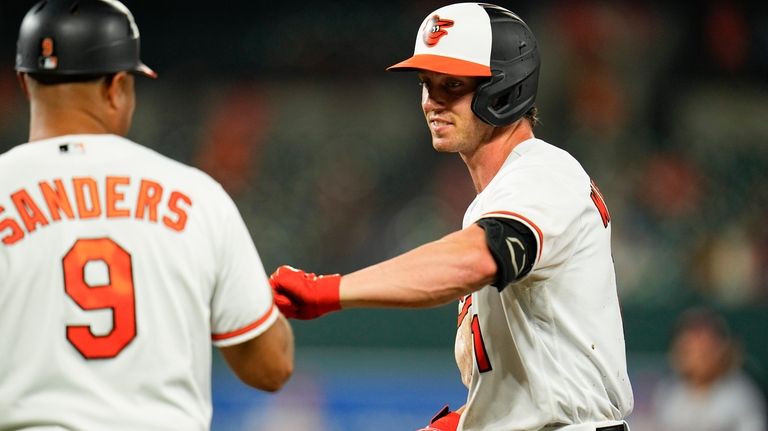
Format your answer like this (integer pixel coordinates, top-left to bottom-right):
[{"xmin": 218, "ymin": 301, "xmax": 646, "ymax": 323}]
[{"xmin": 432, "ymin": 138, "xmax": 456, "ymax": 153}]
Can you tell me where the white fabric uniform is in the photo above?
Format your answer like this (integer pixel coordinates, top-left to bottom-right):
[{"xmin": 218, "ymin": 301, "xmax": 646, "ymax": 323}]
[
  {"xmin": 0, "ymin": 135, "xmax": 277, "ymax": 430},
  {"xmin": 455, "ymin": 138, "xmax": 633, "ymax": 431}
]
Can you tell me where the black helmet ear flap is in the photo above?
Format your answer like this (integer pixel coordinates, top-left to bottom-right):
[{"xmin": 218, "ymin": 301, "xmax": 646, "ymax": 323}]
[{"xmin": 472, "ymin": 52, "xmax": 540, "ymax": 127}]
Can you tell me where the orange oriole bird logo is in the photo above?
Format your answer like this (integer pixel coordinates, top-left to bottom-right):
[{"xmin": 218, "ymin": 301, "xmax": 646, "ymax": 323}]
[{"xmin": 423, "ymin": 15, "xmax": 454, "ymax": 47}]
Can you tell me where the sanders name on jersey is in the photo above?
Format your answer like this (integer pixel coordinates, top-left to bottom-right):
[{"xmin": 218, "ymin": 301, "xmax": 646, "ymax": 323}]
[{"xmin": 0, "ymin": 176, "xmax": 192, "ymax": 246}]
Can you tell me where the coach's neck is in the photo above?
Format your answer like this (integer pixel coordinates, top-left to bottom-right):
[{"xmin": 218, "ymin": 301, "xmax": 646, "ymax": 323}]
[{"xmin": 18, "ymin": 72, "xmax": 135, "ymax": 142}]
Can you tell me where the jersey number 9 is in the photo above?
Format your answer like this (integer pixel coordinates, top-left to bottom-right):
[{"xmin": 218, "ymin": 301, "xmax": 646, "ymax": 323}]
[{"xmin": 62, "ymin": 238, "xmax": 136, "ymax": 359}]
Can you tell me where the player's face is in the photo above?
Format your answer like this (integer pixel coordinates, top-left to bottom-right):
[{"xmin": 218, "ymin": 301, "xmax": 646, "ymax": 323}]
[{"xmin": 419, "ymin": 71, "xmax": 494, "ymax": 154}]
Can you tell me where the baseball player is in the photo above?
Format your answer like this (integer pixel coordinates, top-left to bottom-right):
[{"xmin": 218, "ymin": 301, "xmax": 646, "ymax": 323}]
[
  {"xmin": 270, "ymin": 3, "xmax": 633, "ymax": 430},
  {"xmin": 0, "ymin": 1, "xmax": 293, "ymax": 429}
]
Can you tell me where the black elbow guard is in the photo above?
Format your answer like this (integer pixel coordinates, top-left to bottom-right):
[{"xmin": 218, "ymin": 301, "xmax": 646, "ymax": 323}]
[{"xmin": 476, "ymin": 217, "xmax": 537, "ymax": 291}]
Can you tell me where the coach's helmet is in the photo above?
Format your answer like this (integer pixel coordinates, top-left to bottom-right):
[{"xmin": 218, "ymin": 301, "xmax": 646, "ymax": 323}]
[
  {"xmin": 15, "ymin": 0, "xmax": 156, "ymax": 80},
  {"xmin": 388, "ymin": 3, "xmax": 539, "ymax": 127}
]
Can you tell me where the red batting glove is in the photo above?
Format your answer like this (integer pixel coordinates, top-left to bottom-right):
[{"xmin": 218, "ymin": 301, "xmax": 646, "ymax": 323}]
[
  {"xmin": 269, "ymin": 265, "xmax": 342, "ymax": 320},
  {"xmin": 417, "ymin": 405, "xmax": 461, "ymax": 431}
]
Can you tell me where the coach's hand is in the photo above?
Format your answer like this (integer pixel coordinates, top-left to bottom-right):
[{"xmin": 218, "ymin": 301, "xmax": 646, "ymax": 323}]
[{"xmin": 269, "ymin": 265, "xmax": 342, "ymax": 320}]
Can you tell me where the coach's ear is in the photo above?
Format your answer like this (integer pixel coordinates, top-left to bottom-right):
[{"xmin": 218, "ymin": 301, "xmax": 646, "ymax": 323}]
[
  {"xmin": 102, "ymin": 71, "xmax": 136, "ymax": 136},
  {"xmin": 103, "ymin": 72, "xmax": 133, "ymax": 110},
  {"xmin": 16, "ymin": 72, "xmax": 30, "ymax": 99}
]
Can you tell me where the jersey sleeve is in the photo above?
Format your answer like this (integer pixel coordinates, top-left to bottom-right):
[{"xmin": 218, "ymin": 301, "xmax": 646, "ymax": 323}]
[
  {"xmin": 209, "ymin": 187, "xmax": 278, "ymax": 347},
  {"xmin": 476, "ymin": 162, "xmax": 587, "ymax": 277}
]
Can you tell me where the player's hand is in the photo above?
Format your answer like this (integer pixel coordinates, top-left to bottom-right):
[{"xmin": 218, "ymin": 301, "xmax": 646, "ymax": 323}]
[
  {"xmin": 269, "ymin": 265, "xmax": 342, "ymax": 320},
  {"xmin": 417, "ymin": 405, "xmax": 461, "ymax": 431}
]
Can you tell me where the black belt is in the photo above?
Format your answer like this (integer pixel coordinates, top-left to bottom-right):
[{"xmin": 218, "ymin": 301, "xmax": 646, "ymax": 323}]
[{"xmin": 544, "ymin": 423, "xmax": 626, "ymax": 431}]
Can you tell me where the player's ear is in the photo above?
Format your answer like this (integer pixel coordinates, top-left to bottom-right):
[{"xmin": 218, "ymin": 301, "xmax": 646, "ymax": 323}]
[{"xmin": 16, "ymin": 72, "xmax": 30, "ymax": 99}]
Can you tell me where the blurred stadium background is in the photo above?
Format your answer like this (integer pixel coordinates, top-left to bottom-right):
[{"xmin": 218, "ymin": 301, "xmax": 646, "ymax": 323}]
[{"xmin": 2, "ymin": 1, "xmax": 767, "ymax": 429}]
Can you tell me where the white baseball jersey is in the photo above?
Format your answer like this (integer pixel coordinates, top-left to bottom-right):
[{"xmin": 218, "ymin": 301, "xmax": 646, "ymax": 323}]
[
  {"xmin": 0, "ymin": 134, "xmax": 278, "ymax": 430},
  {"xmin": 454, "ymin": 138, "xmax": 633, "ymax": 431}
]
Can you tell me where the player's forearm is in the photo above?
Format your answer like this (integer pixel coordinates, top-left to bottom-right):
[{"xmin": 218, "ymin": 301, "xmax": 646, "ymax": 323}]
[{"xmin": 340, "ymin": 225, "xmax": 496, "ymax": 308}]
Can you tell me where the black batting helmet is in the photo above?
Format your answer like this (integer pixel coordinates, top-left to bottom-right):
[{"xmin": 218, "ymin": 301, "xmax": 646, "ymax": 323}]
[
  {"xmin": 388, "ymin": 3, "xmax": 539, "ymax": 127},
  {"xmin": 15, "ymin": 0, "xmax": 156, "ymax": 80}
]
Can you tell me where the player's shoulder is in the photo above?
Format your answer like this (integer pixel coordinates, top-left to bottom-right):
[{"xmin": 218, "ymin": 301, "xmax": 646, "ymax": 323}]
[
  {"xmin": 517, "ymin": 138, "xmax": 579, "ymax": 165},
  {"xmin": 502, "ymin": 138, "xmax": 586, "ymax": 178}
]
